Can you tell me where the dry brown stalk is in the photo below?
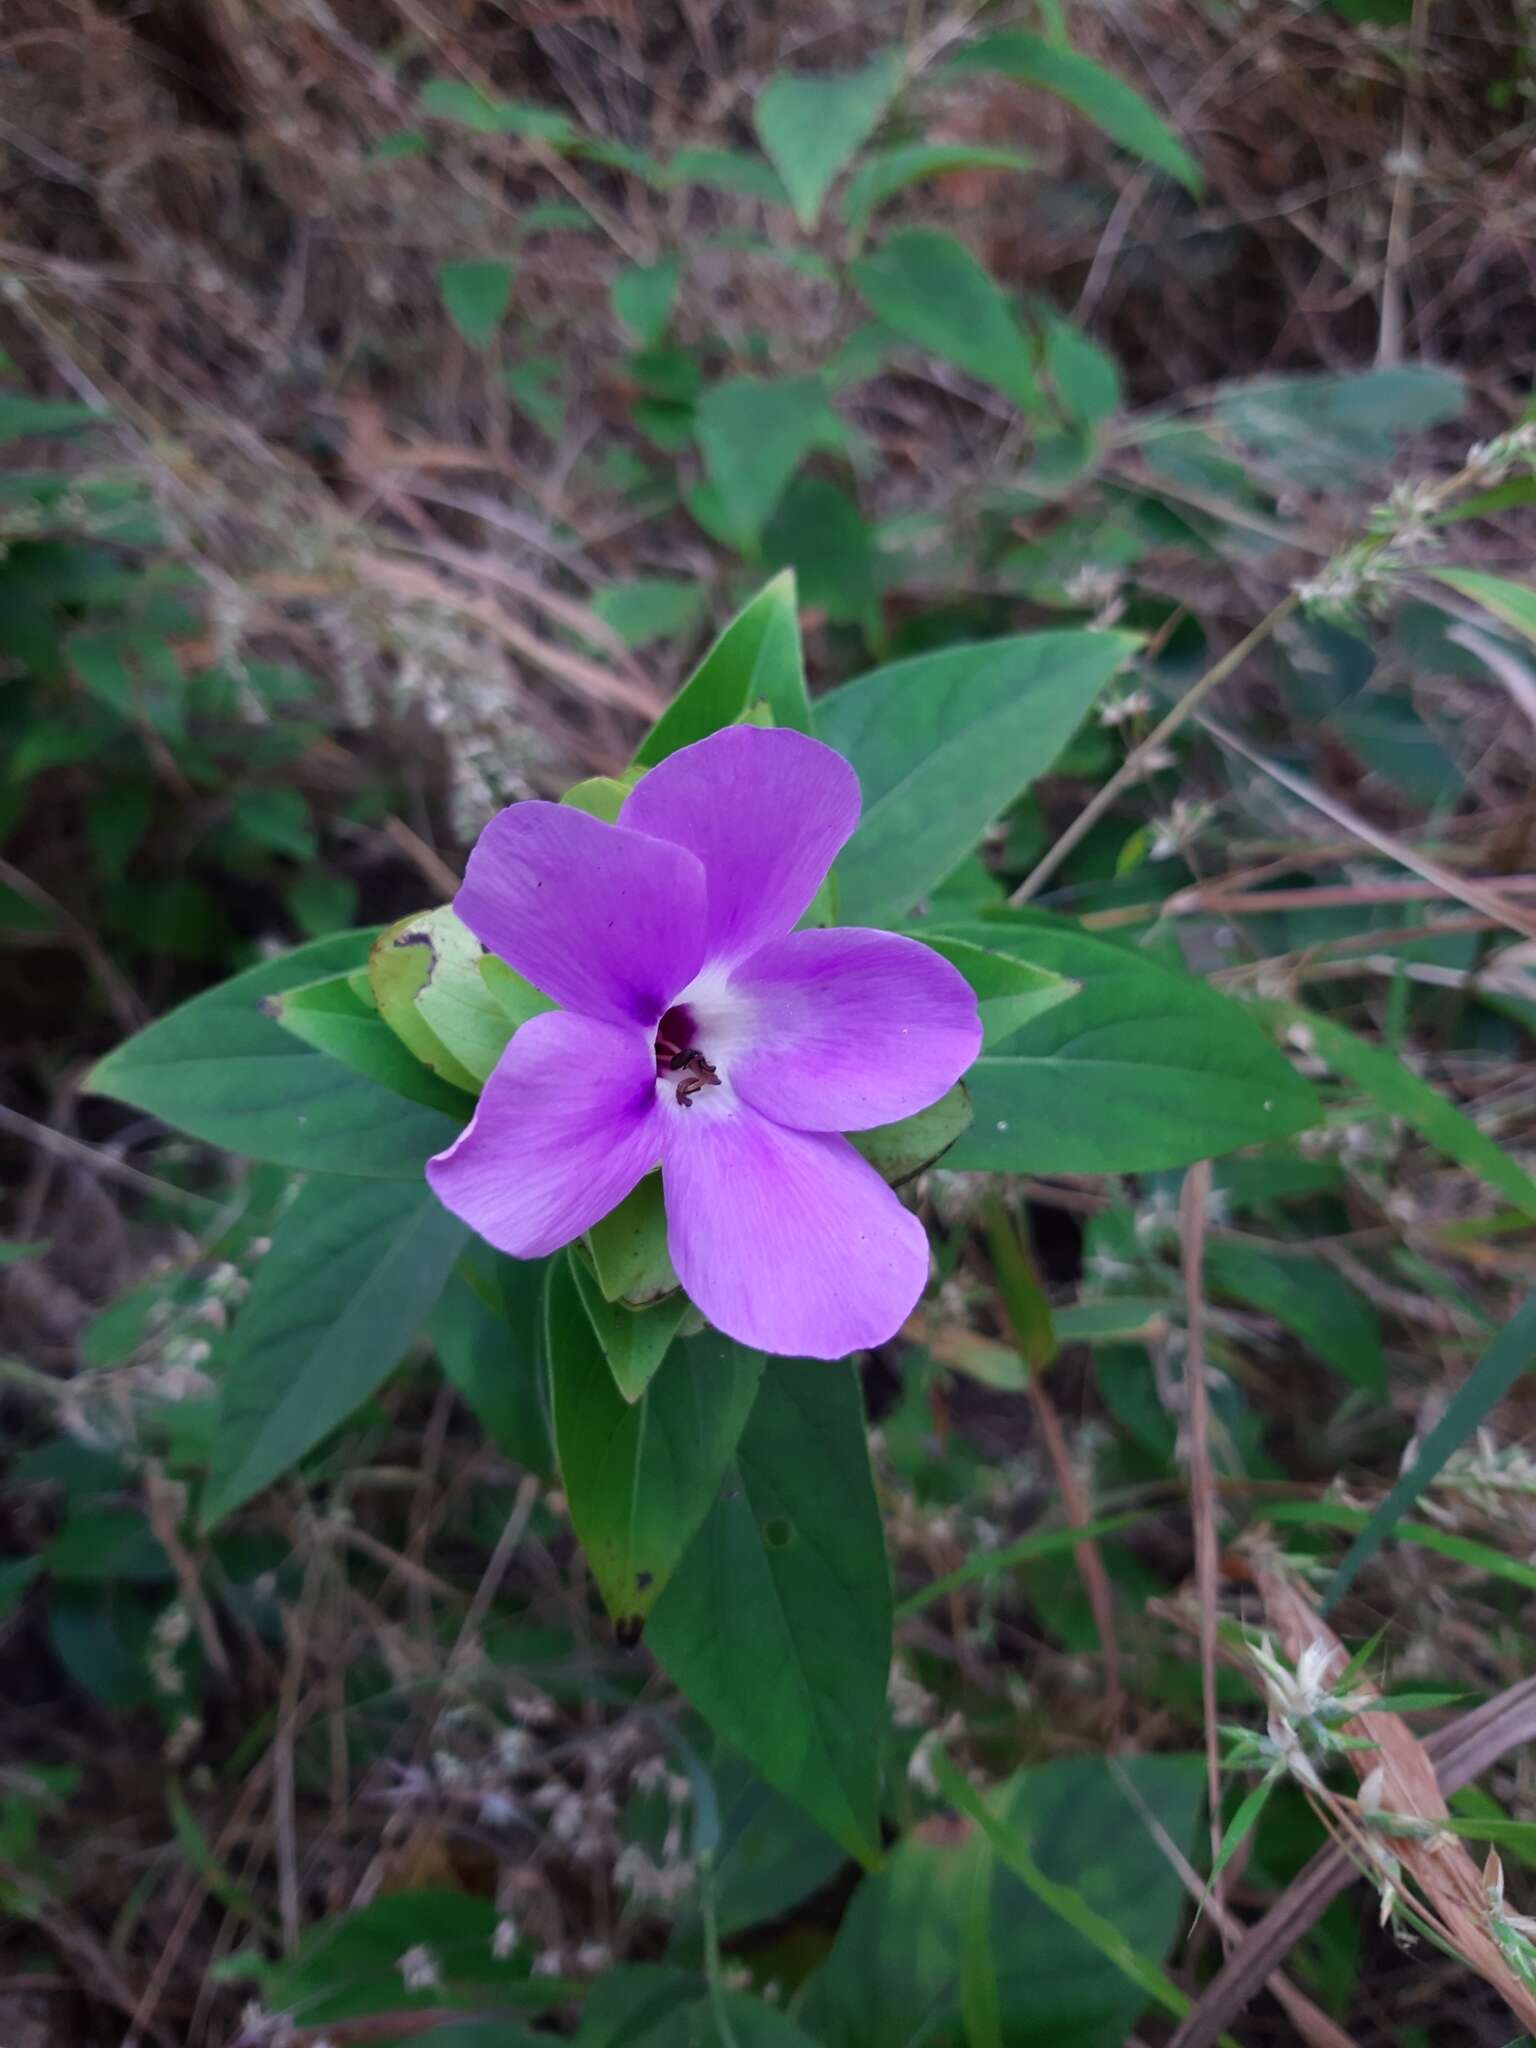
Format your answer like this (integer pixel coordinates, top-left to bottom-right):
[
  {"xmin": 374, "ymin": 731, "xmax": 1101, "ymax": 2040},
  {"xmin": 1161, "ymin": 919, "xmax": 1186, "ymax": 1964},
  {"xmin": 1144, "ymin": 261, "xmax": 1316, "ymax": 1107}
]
[{"xmin": 1253, "ymin": 1558, "xmax": 1536, "ymax": 2035}]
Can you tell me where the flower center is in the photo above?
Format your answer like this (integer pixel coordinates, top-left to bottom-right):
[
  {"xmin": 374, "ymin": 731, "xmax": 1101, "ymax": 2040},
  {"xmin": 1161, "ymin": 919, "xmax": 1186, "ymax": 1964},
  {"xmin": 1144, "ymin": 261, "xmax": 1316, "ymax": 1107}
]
[{"xmin": 654, "ymin": 1003, "xmax": 721, "ymax": 1110}]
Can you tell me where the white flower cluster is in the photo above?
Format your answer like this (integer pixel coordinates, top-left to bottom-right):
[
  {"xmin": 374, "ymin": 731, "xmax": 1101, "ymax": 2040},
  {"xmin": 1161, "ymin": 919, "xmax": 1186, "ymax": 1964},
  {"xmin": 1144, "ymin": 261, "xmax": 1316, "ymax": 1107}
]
[{"xmin": 1465, "ymin": 421, "xmax": 1536, "ymax": 484}]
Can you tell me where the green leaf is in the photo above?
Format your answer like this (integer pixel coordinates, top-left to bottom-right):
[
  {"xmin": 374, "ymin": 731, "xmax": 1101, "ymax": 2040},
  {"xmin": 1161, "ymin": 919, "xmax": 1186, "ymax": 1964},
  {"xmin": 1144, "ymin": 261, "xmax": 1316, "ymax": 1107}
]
[
  {"xmin": 840, "ymin": 144, "xmax": 1034, "ymax": 238},
  {"xmin": 266, "ymin": 972, "xmax": 472, "ymax": 1114},
  {"xmin": 591, "ymin": 577, "xmax": 705, "ymax": 649},
  {"xmin": 1265, "ymin": 1499, "xmax": 1536, "ymax": 1597},
  {"xmin": 203, "ymin": 1176, "xmax": 468, "ymax": 1527},
  {"xmin": 419, "ymin": 79, "xmax": 576, "ymax": 143},
  {"xmin": 1325, "ymin": 1291, "xmax": 1536, "ymax": 1610},
  {"xmin": 849, "ymin": 1083, "xmax": 973, "ymax": 1184},
  {"xmin": 0, "ymin": 393, "xmax": 101, "ymax": 441},
  {"xmin": 578, "ymin": 1973, "xmax": 820, "ymax": 2048},
  {"xmin": 370, "ymin": 906, "xmax": 512, "ymax": 1090},
  {"xmin": 430, "ymin": 1247, "xmax": 553, "ymax": 1477},
  {"xmin": 480, "ymin": 953, "xmax": 560, "ymax": 1030},
  {"xmin": 1271, "ymin": 1005, "xmax": 1536, "ymax": 1220},
  {"xmin": 895, "ymin": 1511, "xmax": 1147, "ymax": 1620},
  {"xmin": 612, "ymin": 256, "xmax": 682, "ymax": 346},
  {"xmin": 661, "ymin": 147, "xmax": 790, "ymax": 203},
  {"xmin": 753, "ymin": 52, "xmax": 903, "ymax": 229},
  {"xmin": 439, "ymin": 259, "xmax": 515, "ymax": 349},
  {"xmin": 946, "ymin": 34, "xmax": 1201, "ymax": 194},
  {"xmin": 560, "ymin": 774, "xmax": 632, "ymax": 821},
  {"xmin": 88, "ymin": 932, "xmax": 463, "ymax": 1177},
  {"xmin": 0, "ymin": 1557, "xmax": 40, "ymax": 1622},
  {"xmin": 919, "ymin": 935, "xmax": 1080, "ymax": 1049},
  {"xmin": 1430, "ymin": 567, "xmax": 1536, "ymax": 644},
  {"xmin": 547, "ymin": 1256, "xmax": 762, "ymax": 1633},
  {"xmin": 228, "ymin": 786, "xmax": 315, "ymax": 860},
  {"xmin": 1204, "ymin": 1240, "xmax": 1385, "ymax": 1395},
  {"xmin": 647, "ymin": 1360, "xmax": 891, "ymax": 1864},
  {"xmin": 933, "ymin": 917, "xmax": 1319, "ymax": 1173},
  {"xmin": 634, "ymin": 571, "xmax": 809, "ymax": 765},
  {"xmin": 814, "ymin": 631, "xmax": 1134, "ymax": 924},
  {"xmin": 801, "ymin": 1755, "xmax": 1204, "ymax": 2048},
  {"xmin": 762, "ymin": 477, "xmax": 880, "ymax": 633},
  {"xmin": 585, "ymin": 1174, "xmax": 678, "ymax": 1307},
  {"xmin": 1214, "ymin": 368, "xmax": 1464, "ymax": 488},
  {"xmin": 932, "ymin": 1751, "xmax": 1199, "ymax": 2029},
  {"xmin": 1042, "ymin": 314, "xmax": 1123, "ymax": 426},
  {"xmin": 572, "ymin": 1258, "xmax": 691, "ymax": 1403},
  {"xmin": 1206, "ymin": 1771, "xmax": 1280, "ymax": 1896},
  {"xmin": 694, "ymin": 376, "xmax": 843, "ymax": 549},
  {"xmin": 258, "ymin": 1890, "xmax": 544, "ymax": 2032},
  {"xmin": 851, "ymin": 229, "xmax": 1040, "ymax": 413}
]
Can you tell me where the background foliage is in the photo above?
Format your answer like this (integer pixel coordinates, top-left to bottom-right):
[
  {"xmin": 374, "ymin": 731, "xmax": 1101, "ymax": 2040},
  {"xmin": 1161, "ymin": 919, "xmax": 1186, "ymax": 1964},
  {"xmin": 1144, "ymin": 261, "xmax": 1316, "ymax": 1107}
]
[{"xmin": 3, "ymin": 3, "xmax": 1536, "ymax": 2046}]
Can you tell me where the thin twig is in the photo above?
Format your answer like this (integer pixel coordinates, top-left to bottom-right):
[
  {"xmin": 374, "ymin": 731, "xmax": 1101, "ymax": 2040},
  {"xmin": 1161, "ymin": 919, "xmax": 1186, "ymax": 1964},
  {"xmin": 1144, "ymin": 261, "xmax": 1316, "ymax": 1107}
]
[
  {"xmin": 0, "ymin": 856, "xmax": 144, "ymax": 1032},
  {"xmin": 1013, "ymin": 594, "xmax": 1301, "ymax": 902},
  {"xmin": 1112, "ymin": 1758, "xmax": 1364, "ymax": 2048},
  {"xmin": 448, "ymin": 1471, "xmax": 542, "ymax": 1676},
  {"xmin": 0, "ymin": 1101, "xmax": 221, "ymax": 1214},
  {"xmin": 1199, "ymin": 712, "xmax": 1536, "ymax": 944}
]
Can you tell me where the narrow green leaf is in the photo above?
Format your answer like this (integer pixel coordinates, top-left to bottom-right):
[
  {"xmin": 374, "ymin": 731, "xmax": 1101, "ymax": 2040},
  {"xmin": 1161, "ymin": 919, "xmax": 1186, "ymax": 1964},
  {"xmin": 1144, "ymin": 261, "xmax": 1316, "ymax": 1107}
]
[
  {"xmin": 1207, "ymin": 1772, "xmax": 1280, "ymax": 1894},
  {"xmin": 203, "ymin": 1177, "xmax": 469, "ymax": 1527},
  {"xmin": 633, "ymin": 571, "xmax": 808, "ymax": 765},
  {"xmin": 88, "ymin": 932, "xmax": 462, "ymax": 1177},
  {"xmin": 895, "ymin": 1510, "xmax": 1148, "ymax": 1619},
  {"xmin": 800, "ymin": 1754, "xmax": 1204, "ymax": 2048},
  {"xmin": 946, "ymin": 33, "xmax": 1201, "ymax": 193},
  {"xmin": 1326, "ymin": 1291, "xmax": 1536, "ymax": 1610},
  {"xmin": 1268, "ymin": 1498, "xmax": 1536, "ymax": 1594},
  {"xmin": 547, "ymin": 1256, "xmax": 762, "ymax": 1633},
  {"xmin": 851, "ymin": 229, "xmax": 1040, "ymax": 413},
  {"xmin": 1204, "ymin": 1240, "xmax": 1385, "ymax": 1395},
  {"xmin": 0, "ymin": 393, "xmax": 101, "ymax": 440},
  {"xmin": 1273, "ymin": 1004, "xmax": 1536, "ymax": 1220},
  {"xmin": 815, "ymin": 632, "xmax": 1134, "ymax": 925},
  {"xmin": 753, "ymin": 52, "xmax": 903, "ymax": 229},
  {"xmin": 661, "ymin": 147, "xmax": 790, "ymax": 204},
  {"xmin": 439, "ymin": 259, "xmax": 515, "ymax": 350},
  {"xmin": 1430, "ymin": 567, "xmax": 1536, "ymax": 645},
  {"xmin": 648, "ymin": 1360, "xmax": 891, "ymax": 1864},
  {"xmin": 419, "ymin": 79, "xmax": 576, "ymax": 143},
  {"xmin": 167, "ymin": 1780, "xmax": 270, "ymax": 1928},
  {"xmin": 931, "ymin": 1750, "xmax": 1198, "ymax": 2024},
  {"xmin": 959, "ymin": 1836, "xmax": 1004, "ymax": 2048},
  {"xmin": 840, "ymin": 144, "xmax": 1034, "ymax": 237}
]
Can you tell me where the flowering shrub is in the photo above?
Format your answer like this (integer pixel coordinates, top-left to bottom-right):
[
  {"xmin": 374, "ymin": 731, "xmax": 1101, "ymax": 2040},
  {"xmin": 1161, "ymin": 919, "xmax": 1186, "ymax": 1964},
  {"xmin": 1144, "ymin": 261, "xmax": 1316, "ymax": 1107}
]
[{"xmin": 89, "ymin": 575, "xmax": 1319, "ymax": 1852}]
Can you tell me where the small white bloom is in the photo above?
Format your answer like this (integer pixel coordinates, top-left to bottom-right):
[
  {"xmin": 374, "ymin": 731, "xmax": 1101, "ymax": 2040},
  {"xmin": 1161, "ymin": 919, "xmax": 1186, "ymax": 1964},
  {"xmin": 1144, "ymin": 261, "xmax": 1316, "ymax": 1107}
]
[{"xmin": 397, "ymin": 1944, "xmax": 440, "ymax": 1991}]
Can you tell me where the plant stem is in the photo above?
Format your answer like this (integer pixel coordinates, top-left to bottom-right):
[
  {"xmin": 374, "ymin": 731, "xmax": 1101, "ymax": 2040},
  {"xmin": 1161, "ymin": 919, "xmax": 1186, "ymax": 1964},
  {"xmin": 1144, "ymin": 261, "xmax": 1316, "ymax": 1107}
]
[{"xmin": 1012, "ymin": 592, "xmax": 1301, "ymax": 902}]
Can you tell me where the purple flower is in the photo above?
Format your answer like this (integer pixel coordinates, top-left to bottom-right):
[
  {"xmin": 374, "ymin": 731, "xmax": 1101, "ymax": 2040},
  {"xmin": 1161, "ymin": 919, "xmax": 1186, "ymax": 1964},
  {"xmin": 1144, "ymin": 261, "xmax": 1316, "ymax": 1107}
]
[{"xmin": 426, "ymin": 727, "xmax": 981, "ymax": 1359}]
